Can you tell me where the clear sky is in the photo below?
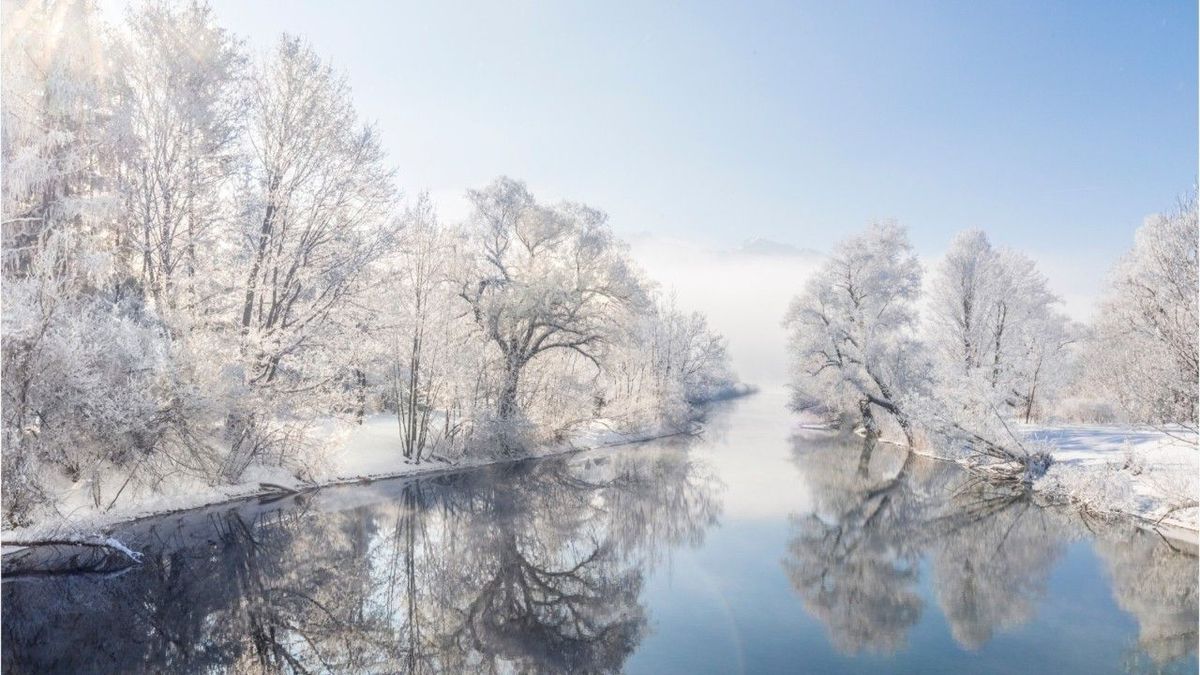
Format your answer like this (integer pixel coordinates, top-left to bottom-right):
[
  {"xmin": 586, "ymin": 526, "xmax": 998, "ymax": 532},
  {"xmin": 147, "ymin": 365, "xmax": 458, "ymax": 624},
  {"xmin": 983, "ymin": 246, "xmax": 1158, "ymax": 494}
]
[
  {"xmin": 164, "ymin": 0, "xmax": 1196, "ymax": 245},
  {"xmin": 99, "ymin": 0, "xmax": 1197, "ymax": 379}
]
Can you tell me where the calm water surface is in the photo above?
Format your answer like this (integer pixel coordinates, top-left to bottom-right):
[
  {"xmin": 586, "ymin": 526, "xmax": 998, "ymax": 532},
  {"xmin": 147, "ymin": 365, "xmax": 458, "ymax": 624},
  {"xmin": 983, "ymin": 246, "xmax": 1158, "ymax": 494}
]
[{"xmin": 3, "ymin": 390, "xmax": 1197, "ymax": 673}]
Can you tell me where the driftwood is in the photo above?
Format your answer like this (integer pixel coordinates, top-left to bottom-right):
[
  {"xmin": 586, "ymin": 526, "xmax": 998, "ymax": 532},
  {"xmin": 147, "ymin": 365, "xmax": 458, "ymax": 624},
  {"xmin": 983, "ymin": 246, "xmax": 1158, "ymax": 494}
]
[
  {"xmin": 2, "ymin": 535, "xmax": 143, "ymax": 564},
  {"xmin": 258, "ymin": 482, "xmax": 300, "ymax": 494}
]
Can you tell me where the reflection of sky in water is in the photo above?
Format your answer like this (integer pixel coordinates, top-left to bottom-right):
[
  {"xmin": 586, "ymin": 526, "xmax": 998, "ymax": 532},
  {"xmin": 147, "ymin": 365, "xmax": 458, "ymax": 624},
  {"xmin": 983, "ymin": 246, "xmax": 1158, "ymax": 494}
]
[
  {"xmin": 3, "ymin": 390, "xmax": 1196, "ymax": 674},
  {"xmin": 629, "ymin": 528, "xmax": 1157, "ymax": 673},
  {"xmin": 687, "ymin": 388, "xmax": 818, "ymax": 520},
  {"xmin": 631, "ymin": 390, "xmax": 1198, "ymax": 674}
]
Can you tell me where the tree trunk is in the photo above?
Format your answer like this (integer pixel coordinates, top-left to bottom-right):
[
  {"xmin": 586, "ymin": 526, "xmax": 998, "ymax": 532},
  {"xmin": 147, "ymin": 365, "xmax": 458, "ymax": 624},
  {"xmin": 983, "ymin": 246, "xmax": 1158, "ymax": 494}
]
[
  {"xmin": 497, "ymin": 361, "xmax": 521, "ymax": 422},
  {"xmin": 858, "ymin": 398, "xmax": 878, "ymax": 435},
  {"xmin": 857, "ymin": 430, "xmax": 877, "ymax": 478},
  {"xmin": 223, "ymin": 411, "xmax": 258, "ymax": 482},
  {"xmin": 896, "ymin": 413, "xmax": 916, "ymax": 447},
  {"xmin": 241, "ymin": 177, "xmax": 279, "ymax": 335},
  {"xmin": 990, "ymin": 302, "xmax": 1007, "ymax": 389},
  {"xmin": 354, "ymin": 368, "xmax": 367, "ymax": 425},
  {"xmin": 865, "ymin": 371, "xmax": 916, "ymax": 447}
]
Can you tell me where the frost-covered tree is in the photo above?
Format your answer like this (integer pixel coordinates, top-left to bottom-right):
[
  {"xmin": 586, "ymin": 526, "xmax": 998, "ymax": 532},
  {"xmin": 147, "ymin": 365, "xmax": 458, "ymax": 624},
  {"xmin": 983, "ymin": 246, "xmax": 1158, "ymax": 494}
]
[
  {"xmin": 604, "ymin": 294, "xmax": 736, "ymax": 431},
  {"xmin": 227, "ymin": 35, "xmax": 398, "ymax": 477},
  {"xmin": 456, "ymin": 177, "xmax": 646, "ymax": 434},
  {"xmin": 114, "ymin": 0, "xmax": 246, "ymax": 318},
  {"xmin": 367, "ymin": 193, "xmax": 474, "ymax": 460},
  {"xmin": 238, "ymin": 36, "xmax": 396, "ymax": 383},
  {"xmin": 1, "ymin": 235, "xmax": 172, "ymax": 525},
  {"xmin": 927, "ymin": 230, "xmax": 1077, "ymax": 422},
  {"xmin": 640, "ymin": 300, "xmax": 734, "ymax": 409},
  {"xmin": 1, "ymin": 0, "xmax": 121, "ymax": 275},
  {"xmin": 1013, "ymin": 307, "xmax": 1078, "ymax": 422},
  {"xmin": 928, "ymin": 230, "xmax": 1003, "ymax": 379},
  {"xmin": 386, "ymin": 195, "xmax": 446, "ymax": 459},
  {"xmin": 784, "ymin": 222, "xmax": 925, "ymax": 444},
  {"xmin": 1087, "ymin": 191, "xmax": 1198, "ymax": 427}
]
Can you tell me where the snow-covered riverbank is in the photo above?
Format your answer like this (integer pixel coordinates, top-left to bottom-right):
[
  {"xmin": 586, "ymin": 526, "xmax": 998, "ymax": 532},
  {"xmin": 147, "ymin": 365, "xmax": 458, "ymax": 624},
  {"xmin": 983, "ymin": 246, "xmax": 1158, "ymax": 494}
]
[
  {"xmin": 910, "ymin": 423, "xmax": 1198, "ymax": 543},
  {"xmin": 1026, "ymin": 425, "xmax": 1198, "ymax": 542},
  {"xmin": 1, "ymin": 415, "xmax": 681, "ymax": 548}
]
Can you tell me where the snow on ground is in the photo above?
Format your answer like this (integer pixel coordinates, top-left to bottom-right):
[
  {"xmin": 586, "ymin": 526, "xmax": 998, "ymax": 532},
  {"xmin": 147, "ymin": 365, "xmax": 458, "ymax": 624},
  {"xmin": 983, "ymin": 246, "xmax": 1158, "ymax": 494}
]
[
  {"xmin": 2, "ymin": 415, "xmax": 671, "ymax": 547},
  {"xmin": 1025, "ymin": 424, "xmax": 1199, "ymax": 538},
  {"xmin": 322, "ymin": 413, "xmax": 425, "ymax": 477}
]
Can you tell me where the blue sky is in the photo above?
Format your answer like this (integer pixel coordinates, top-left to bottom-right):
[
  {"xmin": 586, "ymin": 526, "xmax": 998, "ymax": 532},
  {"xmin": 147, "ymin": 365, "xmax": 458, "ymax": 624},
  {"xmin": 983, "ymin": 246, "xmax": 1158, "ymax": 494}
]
[
  {"xmin": 176, "ymin": 0, "xmax": 1195, "ymax": 244},
  {"xmin": 100, "ymin": 0, "xmax": 1196, "ymax": 324}
]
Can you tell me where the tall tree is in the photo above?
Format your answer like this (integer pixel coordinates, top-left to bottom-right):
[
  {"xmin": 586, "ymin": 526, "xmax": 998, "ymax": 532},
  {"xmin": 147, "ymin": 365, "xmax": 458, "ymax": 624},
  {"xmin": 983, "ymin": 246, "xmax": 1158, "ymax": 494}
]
[
  {"xmin": 1089, "ymin": 191, "xmax": 1198, "ymax": 427},
  {"xmin": 927, "ymin": 229, "xmax": 1076, "ymax": 421},
  {"xmin": 456, "ymin": 177, "xmax": 645, "ymax": 432},
  {"xmin": 1, "ymin": 0, "xmax": 119, "ymax": 275},
  {"xmin": 227, "ymin": 36, "xmax": 398, "ymax": 476},
  {"xmin": 376, "ymin": 193, "xmax": 460, "ymax": 460},
  {"xmin": 784, "ymin": 222, "xmax": 924, "ymax": 444},
  {"xmin": 238, "ymin": 36, "xmax": 396, "ymax": 385},
  {"xmin": 115, "ymin": 0, "xmax": 246, "ymax": 318}
]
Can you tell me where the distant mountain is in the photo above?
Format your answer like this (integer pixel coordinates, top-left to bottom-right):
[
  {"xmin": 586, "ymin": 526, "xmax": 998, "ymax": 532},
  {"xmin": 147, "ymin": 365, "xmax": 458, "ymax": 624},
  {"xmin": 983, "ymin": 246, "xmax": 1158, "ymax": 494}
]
[{"xmin": 736, "ymin": 238, "xmax": 821, "ymax": 257}]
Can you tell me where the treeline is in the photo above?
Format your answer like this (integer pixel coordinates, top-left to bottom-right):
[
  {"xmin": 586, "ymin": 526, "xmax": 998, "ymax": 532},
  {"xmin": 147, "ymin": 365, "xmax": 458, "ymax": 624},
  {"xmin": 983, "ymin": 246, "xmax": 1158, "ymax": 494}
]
[
  {"xmin": 0, "ymin": 1, "xmax": 736, "ymax": 526},
  {"xmin": 785, "ymin": 193, "xmax": 1198, "ymax": 477}
]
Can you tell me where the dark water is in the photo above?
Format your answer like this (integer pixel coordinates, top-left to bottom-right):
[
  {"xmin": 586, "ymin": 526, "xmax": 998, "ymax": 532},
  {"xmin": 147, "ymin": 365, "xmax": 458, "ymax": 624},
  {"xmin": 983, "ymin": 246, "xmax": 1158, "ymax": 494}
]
[{"xmin": 3, "ymin": 391, "xmax": 1197, "ymax": 674}]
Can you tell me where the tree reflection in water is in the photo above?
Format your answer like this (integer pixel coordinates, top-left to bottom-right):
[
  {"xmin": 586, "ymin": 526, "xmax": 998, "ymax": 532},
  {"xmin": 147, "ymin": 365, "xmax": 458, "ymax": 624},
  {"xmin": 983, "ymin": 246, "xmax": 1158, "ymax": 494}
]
[
  {"xmin": 1, "ymin": 448, "xmax": 721, "ymax": 674},
  {"xmin": 783, "ymin": 433, "xmax": 929, "ymax": 654},
  {"xmin": 5, "ymin": 431, "xmax": 1194, "ymax": 672},
  {"xmin": 784, "ymin": 431, "xmax": 1198, "ymax": 665},
  {"xmin": 1093, "ymin": 524, "xmax": 1199, "ymax": 666}
]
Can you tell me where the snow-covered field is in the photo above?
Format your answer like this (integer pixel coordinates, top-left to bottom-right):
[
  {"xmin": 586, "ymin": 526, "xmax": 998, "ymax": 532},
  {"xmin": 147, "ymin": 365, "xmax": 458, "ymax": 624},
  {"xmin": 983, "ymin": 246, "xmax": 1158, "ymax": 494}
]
[
  {"xmin": 2, "ymin": 415, "xmax": 673, "ymax": 546},
  {"xmin": 1026, "ymin": 424, "xmax": 1199, "ymax": 540}
]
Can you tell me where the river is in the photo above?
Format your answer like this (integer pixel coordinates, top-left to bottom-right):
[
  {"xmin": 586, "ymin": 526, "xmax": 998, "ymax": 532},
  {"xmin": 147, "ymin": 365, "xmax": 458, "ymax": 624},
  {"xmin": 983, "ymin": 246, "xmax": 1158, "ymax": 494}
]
[{"xmin": 2, "ymin": 389, "xmax": 1196, "ymax": 673}]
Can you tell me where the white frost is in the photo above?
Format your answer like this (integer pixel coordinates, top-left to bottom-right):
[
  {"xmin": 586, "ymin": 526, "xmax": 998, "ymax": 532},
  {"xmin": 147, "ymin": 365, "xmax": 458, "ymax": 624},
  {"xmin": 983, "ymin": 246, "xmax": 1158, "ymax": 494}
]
[{"xmin": 1027, "ymin": 424, "xmax": 1198, "ymax": 535}]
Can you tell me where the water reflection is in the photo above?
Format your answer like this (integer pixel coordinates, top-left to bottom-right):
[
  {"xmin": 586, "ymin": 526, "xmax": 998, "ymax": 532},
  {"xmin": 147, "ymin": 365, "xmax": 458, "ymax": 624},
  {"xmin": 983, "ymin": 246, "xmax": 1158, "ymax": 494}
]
[
  {"xmin": 2, "ymin": 447, "xmax": 721, "ymax": 674},
  {"xmin": 1094, "ymin": 527, "xmax": 1199, "ymax": 666},
  {"xmin": 4, "ymin": 414, "xmax": 1197, "ymax": 673},
  {"xmin": 784, "ymin": 431, "xmax": 1198, "ymax": 665}
]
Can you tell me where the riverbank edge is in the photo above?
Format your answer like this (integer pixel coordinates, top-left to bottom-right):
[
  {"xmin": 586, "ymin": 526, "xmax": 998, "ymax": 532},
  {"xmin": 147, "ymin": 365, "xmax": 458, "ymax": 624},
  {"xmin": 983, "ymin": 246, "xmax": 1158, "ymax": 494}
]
[
  {"xmin": 804, "ymin": 424, "xmax": 1200, "ymax": 549},
  {"xmin": 904, "ymin": 443, "xmax": 1200, "ymax": 550},
  {"xmin": 0, "ymin": 426, "xmax": 691, "ymax": 558}
]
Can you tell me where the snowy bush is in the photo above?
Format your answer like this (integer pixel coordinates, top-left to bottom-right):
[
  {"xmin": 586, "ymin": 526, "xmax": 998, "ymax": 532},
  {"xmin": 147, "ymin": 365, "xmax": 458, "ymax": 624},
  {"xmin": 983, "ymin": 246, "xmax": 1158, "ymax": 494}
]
[
  {"xmin": 1052, "ymin": 397, "xmax": 1120, "ymax": 424},
  {"xmin": 1, "ymin": 241, "xmax": 174, "ymax": 524}
]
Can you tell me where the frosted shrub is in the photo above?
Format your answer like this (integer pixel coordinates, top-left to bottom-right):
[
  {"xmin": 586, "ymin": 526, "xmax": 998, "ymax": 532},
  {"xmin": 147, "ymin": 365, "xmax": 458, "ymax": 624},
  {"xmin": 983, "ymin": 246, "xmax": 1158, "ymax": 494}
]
[
  {"xmin": 1, "ymin": 271, "xmax": 173, "ymax": 525},
  {"xmin": 1052, "ymin": 397, "xmax": 1120, "ymax": 424}
]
